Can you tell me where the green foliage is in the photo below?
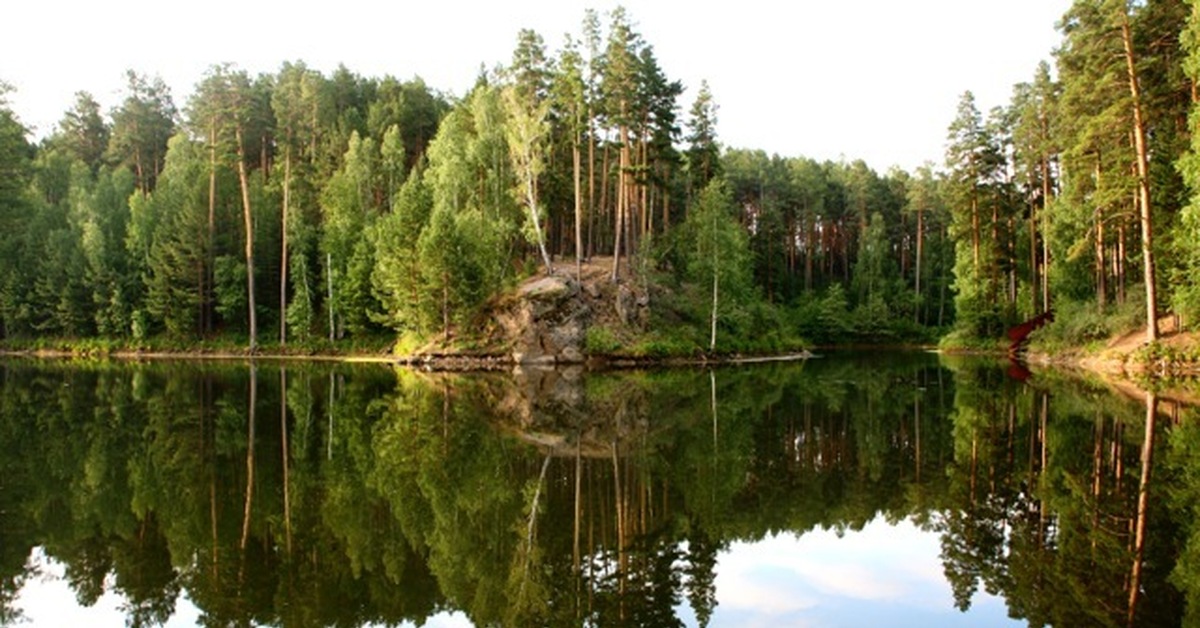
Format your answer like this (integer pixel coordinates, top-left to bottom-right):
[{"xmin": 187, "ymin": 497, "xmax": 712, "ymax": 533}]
[
  {"xmin": 1031, "ymin": 294, "xmax": 1146, "ymax": 352},
  {"xmin": 584, "ymin": 325, "xmax": 621, "ymax": 354},
  {"xmin": 285, "ymin": 244, "xmax": 318, "ymax": 343},
  {"xmin": 685, "ymin": 81, "xmax": 720, "ymax": 199},
  {"xmin": 679, "ymin": 178, "xmax": 755, "ymax": 350},
  {"xmin": 1174, "ymin": 0, "xmax": 1200, "ymax": 326},
  {"xmin": 415, "ymin": 206, "xmax": 507, "ymax": 337},
  {"xmin": 138, "ymin": 136, "xmax": 209, "ymax": 337},
  {"xmin": 372, "ymin": 169, "xmax": 434, "ymax": 333},
  {"xmin": 212, "ymin": 255, "xmax": 247, "ymax": 327},
  {"xmin": 627, "ymin": 331, "xmax": 700, "ymax": 358},
  {"xmin": 5, "ymin": 4, "xmax": 1197, "ymax": 354},
  {"xmin": 107, "ymin": 71, "xmax": 176, "ymax": 194}
]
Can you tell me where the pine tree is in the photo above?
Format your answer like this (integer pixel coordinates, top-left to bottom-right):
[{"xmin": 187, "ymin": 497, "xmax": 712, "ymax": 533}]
[
  {"xmin": 685, "ymin": 81, "xmax": 720, "ymax": 205},
  {"xmin": 108, "ymin": 71, "xmax": 176, "ymax": 196}
]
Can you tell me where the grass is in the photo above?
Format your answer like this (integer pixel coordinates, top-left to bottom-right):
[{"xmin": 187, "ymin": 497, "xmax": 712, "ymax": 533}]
[{"xmin": 0, "ymin": 332, "xmax": 396, "ymax": 359}]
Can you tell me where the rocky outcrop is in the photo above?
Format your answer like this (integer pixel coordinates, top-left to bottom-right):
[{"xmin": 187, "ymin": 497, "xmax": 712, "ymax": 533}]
[{"xmin": 496, "ymin": 274, "xmax": 591, "ymax": 365}]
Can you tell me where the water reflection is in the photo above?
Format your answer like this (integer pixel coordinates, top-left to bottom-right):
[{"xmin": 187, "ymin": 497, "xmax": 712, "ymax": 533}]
[{"xmin": 0, "ymin": 353, "xmax": 1190, "ymax": 626}]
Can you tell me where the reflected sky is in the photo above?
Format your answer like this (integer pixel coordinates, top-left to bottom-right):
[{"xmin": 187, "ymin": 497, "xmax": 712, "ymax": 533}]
[
  {"xmin": 15, "ymin": 517, "xmax": 1018, "ymax": 627},
  {"xmin": 15, "ymin": 549, "xmax": 200, "ymax": 627},
  {"xmin": 697, "ymin": 517, "xmax": 1019, "ymax": 628}
]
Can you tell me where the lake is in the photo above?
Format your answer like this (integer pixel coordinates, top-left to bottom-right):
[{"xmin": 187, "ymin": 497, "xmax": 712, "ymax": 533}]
[{"xmin": 0, "ymin": 352, "xmax": 1192, "ymax": 627}]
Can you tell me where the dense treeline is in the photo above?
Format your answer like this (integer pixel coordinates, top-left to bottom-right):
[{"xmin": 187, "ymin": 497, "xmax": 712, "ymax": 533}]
[{"xmin": 3, "ymin": 2, "xmax": 1200, "ymax": 351}]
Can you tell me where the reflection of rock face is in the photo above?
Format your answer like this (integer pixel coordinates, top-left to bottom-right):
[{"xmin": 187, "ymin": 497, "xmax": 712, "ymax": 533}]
[
  {"xmin": 496, "ymin": 276, "xmax": 590, "ymax": 365},
  {"xmin": 490, "ymin": 367, "xmax": 651, "ymax": 459}
]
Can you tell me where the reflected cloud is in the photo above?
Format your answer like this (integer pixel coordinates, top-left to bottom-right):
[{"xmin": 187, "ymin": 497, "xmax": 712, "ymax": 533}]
[
  {"xmin": 710, "ymin": 517, "xmax": 1018, "ymax": 627},
  {"xmin": 15, "ymin": 549, "xmax": 200, "ymax": 628}
]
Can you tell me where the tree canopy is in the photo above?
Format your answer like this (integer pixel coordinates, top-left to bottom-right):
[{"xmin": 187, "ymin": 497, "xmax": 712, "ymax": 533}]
[{"xmin": 1, "ymin": 3, "xmax": 1199, "ymax": 351}]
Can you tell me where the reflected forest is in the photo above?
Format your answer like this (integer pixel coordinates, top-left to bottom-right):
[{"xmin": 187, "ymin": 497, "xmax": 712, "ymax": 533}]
[{"xmin": 0, "ymin": 355, "xmax": 1197, "ymax": 626}]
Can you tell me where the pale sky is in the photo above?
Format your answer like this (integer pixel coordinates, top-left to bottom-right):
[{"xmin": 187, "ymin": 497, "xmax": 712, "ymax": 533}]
[
  {"xmin": 18, "ymin": 516, "xmax": 1017, "ymax": 626},
  {"xmin": 1, "ymin": 0, "xmax": 1070, "ymax": 173}
]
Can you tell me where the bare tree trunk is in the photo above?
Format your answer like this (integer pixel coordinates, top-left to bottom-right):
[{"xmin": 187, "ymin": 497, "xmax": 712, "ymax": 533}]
[
  {"xmin": 611, "ymin": 438, "xmax": 624, "ymax": 575},
  {"xmin": 939, "ymin": 226, "xmax": 948, "ymax": 327},
  {"xmin": 235, "ymin": 126, "xmax": 258, "ymax": 352},
  {"xmin": 134, "ymin": 144, "xmax": 146, "ymax": 196},
  {"xmin": 914, "ymin": 393, "xmax": 922, "ymax": 483},
  {"xmin": 588, "ymin": 116, "xmax": 596, "ymax": 259},
  {"xmin": 970, "ymin": 176, "xmax": 980, "ymax": 270},
  {"xmin": 281, "ymin": 145, "xmax": 291, "ymax": 346},
  {"xmin": 281, "ymin": 367, "xmax": 292, "ymax": 554},
  {"xmin": 1113, "ymin": 219, "xmax": 1123, "ymax": 306},
  {"xmin": 710, "ymin": 369, "xmax": 718, "ymax": 451},
  {"xmin": 204, "ymin": 377, "xmax": 219, "ymax": 579},
  {"xmin": 442, "ymin": 276, "xmax": 450, "ymax": 341},
  {"xmin": 327, "ymin": 252, "xmax": 335, "ymax": 342},
  {"xmin": 915, "ymin": 205, "xmax": 924, "ymax": 325},
  {"xmin": 805, "ymin": 216, "xmax": 814, "ymax": 293},
  {"xmin": 525, "ymin": 174, "xmax": 553, "ymax": 272},
  {"xmin": 574, "ymin": 129, "xmax": 583, "ymax": 280},
  {"xmin": 1121, "ymin": 14, "xmax": 1158, "ymax": 342},
  {"xmin": 1029, "ymin": 194, "xmax": 1039, "ymax": 315},
  {"xmin": 240, "ymin": 365, "xmax": 258, "ymax": 550},
  {"xmin": 519, "ymin": 455, "xmax": 553, "ymax": 600},
  {"xmin": 1096, "ymin": 206, "xmax": 1107, "ymax": 310},
  {"xmin": 1041, "ymin": 157, "xmax": 1052, "ymax": 312},
  {"xmin": 574, "ymin": 438, "xmax": 582, "ymax": 574},
  {"xmin": 710, "ymin": 209, "xmax": 719, "ymax": 352},
  {"xmin": 611, "ymin": 132, "xmax": 625, "ymax": 283},
  {"xmin": 1128, "ymin": 392, "xmax": 1157, "ymax": 627},
  {"xmin": 662, "ymin": 163, "xmax": 671, "ymax": 233},
  {"xmin": 206, "ymin": 120, "xmax": 218, "ymax": 336}
]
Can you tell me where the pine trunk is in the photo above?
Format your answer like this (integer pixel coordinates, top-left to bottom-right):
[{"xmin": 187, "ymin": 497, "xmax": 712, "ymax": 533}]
[
  {"xmin": 915, "ymin": 206, "xmax": 924, "ymax": 325},
  {"xmin": 1121, "ymin": 15, "xmax": 1158, "ymax": 342},
  {"xmin": 206, "ymin": 120, "xmax": 218, "ymax": 335},
  {"xmin": 280, "ymin": 145, "xmax": 291, "ymax": 346},
  {"xmin": 236, "ymin": 126, "xmax": 258, "ymax": 352},
  {"xmin": 574, "ymin": 131, "xmax": 583, "ymax": 280}
]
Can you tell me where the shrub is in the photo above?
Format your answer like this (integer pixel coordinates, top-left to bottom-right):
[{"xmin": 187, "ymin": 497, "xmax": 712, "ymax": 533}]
[{"xmin": 585, "ymin": 326, "xmax": 621, "ymax": 354}]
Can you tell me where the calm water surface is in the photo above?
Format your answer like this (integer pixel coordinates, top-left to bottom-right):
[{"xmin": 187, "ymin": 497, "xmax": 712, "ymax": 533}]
[{"xmin": 0, "ymin": 352, "xmax": 1193, "ymax": 626}]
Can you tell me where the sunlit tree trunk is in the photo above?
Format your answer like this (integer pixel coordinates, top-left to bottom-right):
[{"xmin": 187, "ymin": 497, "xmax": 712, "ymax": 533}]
[
  {"xmin": 1029, "ymin": 193, "xmax": 1039, "ymax": 315},
  {"xmin": 612, "ymin": 139, "xmax": 625, "ymax": 282},
  {"xmin": 915, "ymin": 205, "xmax": 924, "ymax": 325},
  {"xmin": 281, "ymin": 367, "xmax": 292, "ymax": 555},
  {"xmin": 327, "ymin": 252, "xmax": 335, "ymax": 342},
  {"xmin": 206, "ymin": 119, "xmax": 218, "ymax": 335},
  {"xmin": 914, "ymin": 393, "xmax": 922, "ymax": 483},
  {"xmin": 240, "ymin": 365, "xmax": 258, "ymax": 550},
  {"xmin": 280, "ymin": 143, "xmax": 291, "ymax": 346},
  {"xmin": 574, "ymin": 122, "xmax": 583, "ymax": 280},
  {"xmin": 1042, "ymin": 156, "xmax": 1052, "ymax": 311},
  {"xmin": 710, "ymin": 225, "xmax": 719, "ymax": 352},
  {"xmin": 970, "ymin": 156, "xmax": 980, "ymax": 270},
  {"xmin": 204, "ymin": 376, "xmax": 219, "ymax": 580},
  {"xmin": 1120, "ymin": 11, "xmax": 1158, "ymax": 342},
  {"xmin": 1128, "ymin": 392, "xmax": 1157, "ymax": 627},
  {"xmin": 574, "ymin": 438, "xmax": 582, "ymax": 574},
  {"xmin": 235, "ymin": 126, "xmax": 258, "ymax": 352}
]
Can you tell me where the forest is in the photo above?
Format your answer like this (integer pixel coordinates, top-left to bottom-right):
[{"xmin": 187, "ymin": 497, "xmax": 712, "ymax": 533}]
[{"xmin": 1, "ymin": 1, "xmax": 1200, "ymax": 353}]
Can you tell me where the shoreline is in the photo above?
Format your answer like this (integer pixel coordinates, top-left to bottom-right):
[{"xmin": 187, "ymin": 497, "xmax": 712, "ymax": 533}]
[
  {"xmin": 4, "ymin": 343, "xmax": 1197, "ymax": 413},
  {"xmin": 1025, "ymin": 348, "xmax": 1200, "ymax": 415},
  {"xmin": 0, "ymin": 345, "xmax": 816, "ymax": 370}
]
